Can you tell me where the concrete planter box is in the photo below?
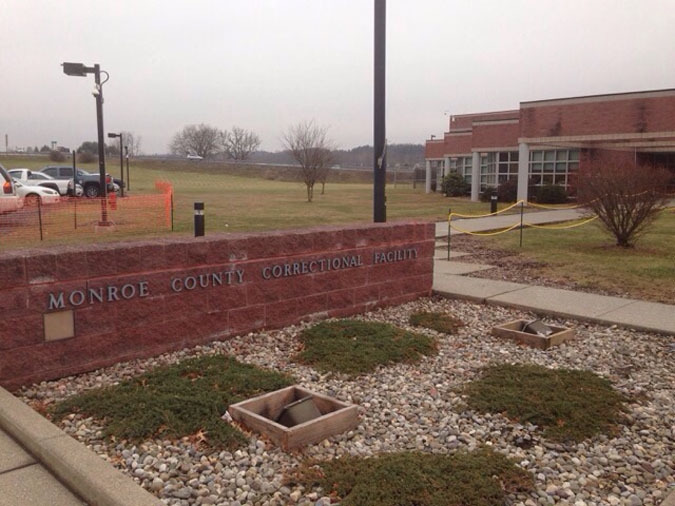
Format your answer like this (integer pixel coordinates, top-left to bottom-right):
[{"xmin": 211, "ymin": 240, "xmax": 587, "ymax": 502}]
[
  {"xmin": 228, "ymin": 386, "xmax": 359, "ymax": 450},
  {"xmin": 492, "ymin": 319, "xmax": 574, "ymax": 350}
]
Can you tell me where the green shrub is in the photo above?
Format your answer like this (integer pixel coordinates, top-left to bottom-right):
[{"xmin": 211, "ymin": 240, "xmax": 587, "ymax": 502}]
[
  {"xmin": 464, "ymin": 364, "xmax": 626, "ymax": 442},
  {"xmin": 50, "ymin": 355, "xmax": 294, "ymax": 449},
  {"xmin": 295, "ymin": 319, "xmax": 436, "ymax": 376},
  {"xmin": 77, "ymin": 151, "xmax": 95, "ymax": 163},
  {"xmin": 536, "ymin": 184, "xmax": 568, "ymax": 204},
  {"xmin": 496, "ymin": 178, "xmax": 518, "ymax": 203},
  {"xmin": 409, "ymin": 311, "xmax": 463, "ymax": 334},
  {"xmin": 292, "ymin": 448, "xmax": 533, "ymax": 506},
  {"xmin": 441, "ymin": 172, "xmax": 470, "ymax": 197},
  {"xmin": 49, "ymin": 150, "xmax": 66, "ymax": 162}
]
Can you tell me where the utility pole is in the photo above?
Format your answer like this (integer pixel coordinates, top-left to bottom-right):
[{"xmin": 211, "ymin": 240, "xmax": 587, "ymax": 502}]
[{"xmin": 373, "ymin": 0, "xmax": 387, "ymax": 222}]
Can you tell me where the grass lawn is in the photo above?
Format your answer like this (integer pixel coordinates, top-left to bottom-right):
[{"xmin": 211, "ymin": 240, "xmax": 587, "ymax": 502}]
[
  {"xmin": 50, "ymin": 355, "xmax": 294, "ymax": 449},
  {"xmin": 464, "ymin": 364, "xmax": 626, "ymax": 443},
  {"xmin": 294, "ymin": 319, "xmax": 437, "ymax": 376},
  {"xmin": 480, "ymin": 212, "xmax": 675, "ymax": 303},
  {"xmin": 291, "ymin": 448, "xmax": 533, "ymax": 506},
  {"xmin": 0, "ymin": 155, "xmax": 497, "ymax": 247}
]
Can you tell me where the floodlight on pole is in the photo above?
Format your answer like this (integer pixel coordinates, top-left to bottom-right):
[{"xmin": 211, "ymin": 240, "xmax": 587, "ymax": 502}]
[{"xmin": 61, "ymin": 61, "xmax": 110, "ymax": 224}]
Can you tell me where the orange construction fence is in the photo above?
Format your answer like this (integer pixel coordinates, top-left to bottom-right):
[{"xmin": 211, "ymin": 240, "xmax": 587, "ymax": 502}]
[{"xmin": 0, "ymin": 183, "xmax": 173, "ymax": 250}]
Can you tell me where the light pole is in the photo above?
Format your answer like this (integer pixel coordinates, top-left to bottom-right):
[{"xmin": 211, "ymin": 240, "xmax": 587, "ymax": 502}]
[
  {"xmin": 62, "ymin": 62, "xmax": 110, "ymax": 224},
  {"xmin": 125, "ymin": 145, "xmax": 130, "ymax": 191},
  {"xmin": 373, "ymin": 0, "xmax": 386, "ymax": 222},
  {"xmin": 108, "ymin": 132, "xmax": 124, "ymax": 197}
]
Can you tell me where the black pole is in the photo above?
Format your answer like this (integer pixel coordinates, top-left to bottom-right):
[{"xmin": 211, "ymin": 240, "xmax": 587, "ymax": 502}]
[
  {"xmin": 373, "ymin": 0, "xmax": 386, "ymax": 222},
  {"xmin": 194, "ymin": 202, "xmax": 204, "ymax": 237},
  {"xmin": 125, "ymin": 146, "xmax": 130, "ymax": 191},
  {"xmin": 119, "ymin": 134, "xmax": 124, "ymax": 197},
  {"xmin": 447, "ymin": 207, "xmax": 451, "ymax": 261},
  {"xmin": 519, "ymin": 201, "xmax": 524, "ymax": 247},
  {"xmin": 71, "ymin": 149, "xmax": 77, "ymax": 197},
  {"xmin": 93, "ymin": 64, "xmax": 108, "ymax": 224},
  {"xmin": 37, "ymin": 197, "xmax": 43, "ymax": 241}
]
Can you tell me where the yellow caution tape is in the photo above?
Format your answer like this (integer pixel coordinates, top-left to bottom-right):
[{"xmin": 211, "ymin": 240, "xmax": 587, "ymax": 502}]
[
  {"xmin": 449, "ymin": 200, "xmax": 524, "ymax": 219},
  {"xmin": 527, "ymin": 201, "xmax": 587, "ymax": 210},
  {"xmin": 524, "ymin": 215, "xmax": 599, "ymax": 229},
  {"xmin": 449, "ymin": 222, "xmax": 521, "ymax": 235}
]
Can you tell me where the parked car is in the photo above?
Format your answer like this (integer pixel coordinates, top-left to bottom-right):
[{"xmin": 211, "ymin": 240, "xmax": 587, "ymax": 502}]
[
  {"xmin": 9, "ymin": 168, "xmax": 67, "ymax": 195},
  {"xmin": 39, "ymin": 166, "xmax": 114, "ymax": 197},
  {"xmin": 66, "ymin": 179, "xmax": 85, "ymax": 197},
  {"xmin": 13, "ymin": 180, "xmax": 60, "ymax": 206},
  {"xmin": 187, "ymin": 153, "xmax": 203, "ymax": 160},
  {"xmin": 0, "ymin": 163, "xmax": 23, "ymax": 213}
]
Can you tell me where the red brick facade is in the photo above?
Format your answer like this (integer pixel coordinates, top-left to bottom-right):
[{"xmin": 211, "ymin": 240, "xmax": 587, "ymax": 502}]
[
  {"xmin": 0, "ymin": 222, "xmax": 434, "ymax": 390},
  {"xmin": 425, "ymin": 89, "xmax": 675, "ymax": 159}
]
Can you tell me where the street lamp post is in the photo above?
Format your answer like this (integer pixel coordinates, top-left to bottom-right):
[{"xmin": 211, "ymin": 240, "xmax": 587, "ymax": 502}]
[
  {"xmin": 108, "ymin": 132, "xmax": 124, "ymax": 197},
  {"xmin": 373, "ymin": 0, "xmax": 386, "ymax": 222},
  {"xmin": 62, "ymin": 61, "xmax": 110, "ymax": 224}
]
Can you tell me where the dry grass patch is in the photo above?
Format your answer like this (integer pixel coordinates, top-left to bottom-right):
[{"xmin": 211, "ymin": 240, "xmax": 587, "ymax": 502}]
[{"xmin": 409, "ymin": 311, "xmax": 464, "ymax": 334}]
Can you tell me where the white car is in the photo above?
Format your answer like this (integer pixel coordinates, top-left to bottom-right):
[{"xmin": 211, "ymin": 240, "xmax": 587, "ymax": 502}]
[
  {"xmin": 187, "ymin": 154, "xmax": 203, "ymax": 160},
  {"xmin": 9, "ymin": 168, "xmax": 79, "ymax": 196},
  {"xmin": 1, "ymin": 164, "xmax": 22, "ymax": 213},
  {"xmin": 13, "ymin": 180, "xmax": 60, "ymax": 206}
]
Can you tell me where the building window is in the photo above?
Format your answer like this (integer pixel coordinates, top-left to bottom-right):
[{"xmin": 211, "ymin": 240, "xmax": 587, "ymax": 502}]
[
  {"xmin": 528, "ymin": 149, "xmax": 579, "ymax": 188},
  {"xmin": 450, "ymin": 156, "xmax": 472, "ymax": 185}
]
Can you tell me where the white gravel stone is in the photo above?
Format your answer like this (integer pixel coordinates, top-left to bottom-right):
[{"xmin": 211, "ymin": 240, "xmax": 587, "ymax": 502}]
[{"xmin": 19, "ymin": 298, "xmax": 675, "ymax": 506}]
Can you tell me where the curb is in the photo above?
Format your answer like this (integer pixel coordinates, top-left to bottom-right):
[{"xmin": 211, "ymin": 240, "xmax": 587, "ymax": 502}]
[
  {"xmin": 662, "ymin": 489, "xmax": 675, "ymax": 506},
  {"xmin": 432, "ymin": 289, "xmax": 675, "ymax": 337},
  {"xmin": 0, "ymin": 387, "xmax": 162, "ymax": 506}
]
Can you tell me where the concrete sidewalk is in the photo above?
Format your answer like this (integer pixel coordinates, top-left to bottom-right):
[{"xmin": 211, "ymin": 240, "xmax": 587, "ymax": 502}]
[
  {"xmin": 0, "ymin": 430, "xmax": 84, "ymax": 506},
  {"xmin": 0, "ymin": 387, "xmax": 162, "ymax": 506},
  {"xmin": 435, "ymin": 207, "xmax": 584, "ymax": 238},
  {"xmin": 433, "ymin": 262, "xmax": 675, "ymax": 335}
]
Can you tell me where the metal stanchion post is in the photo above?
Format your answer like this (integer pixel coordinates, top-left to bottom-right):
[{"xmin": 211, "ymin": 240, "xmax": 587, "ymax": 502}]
[
  {"xmin": 519, "ymin": 201, "xmax": 524, "ymax": 247},
  {"xmin": 447, "ymin": 208, "xmax": 451, "ymax": 261},
  {"xmin": 194, "ymin": 202, "xmax": 204, "ymax": 237},
  {"xmin": 37, "ymin": 197, "xmax": 44, "ymax": 241}
]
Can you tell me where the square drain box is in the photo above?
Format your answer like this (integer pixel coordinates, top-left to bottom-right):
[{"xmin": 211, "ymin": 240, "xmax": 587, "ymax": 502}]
[
  {"xmin": 492, "ymin": 319, "xmax": 574, "ymax": 350},
  {"xmin": 228, "ymin": 385, "xmax": 359, "ymax": 450}
]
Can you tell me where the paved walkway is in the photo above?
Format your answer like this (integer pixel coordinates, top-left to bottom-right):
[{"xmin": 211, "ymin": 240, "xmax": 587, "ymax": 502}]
[
  {"xmin": 435, "ymin": 207, "xmax": 584, "ymax": 237},
  {"xmin": 432, "ymin": 207, "xmax": 675, "ymax": 335},
  {"xmin": 0, "ymin": 430, "xmax": 84, "ymax": 506},
  {"xmin": 433, "ymin": 255, "xmax": 675, "ymax": 336},
  {"xmin": 0, "ymin": 386, "xmax": 162, "ymax": 506}
]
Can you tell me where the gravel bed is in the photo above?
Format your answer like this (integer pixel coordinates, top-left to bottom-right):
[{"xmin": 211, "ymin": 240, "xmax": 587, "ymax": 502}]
[
  {"xmin": 19, "ymin": 298, "xmax": 675, "ymax": 506},
  {"xmin": 441, "ymin": 235, "xmax": 663, "ymax": 302}
]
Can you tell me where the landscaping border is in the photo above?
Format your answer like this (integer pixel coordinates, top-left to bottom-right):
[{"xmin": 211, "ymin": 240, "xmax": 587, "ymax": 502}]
[{"xmin": 0, "ymin": 386, "xmax": 162, "ymax": 506}]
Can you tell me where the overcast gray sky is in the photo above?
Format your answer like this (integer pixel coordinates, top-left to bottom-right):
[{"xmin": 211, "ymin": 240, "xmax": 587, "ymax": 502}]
[{"xmin": 2, "ymin": 0, "xmax": 675, "ymax": 154}]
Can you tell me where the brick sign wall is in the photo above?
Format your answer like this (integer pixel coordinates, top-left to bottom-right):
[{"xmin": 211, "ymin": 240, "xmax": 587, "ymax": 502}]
[{"xmin": 0, "ymin": 222, "xmax": 434, "ymax": 389}]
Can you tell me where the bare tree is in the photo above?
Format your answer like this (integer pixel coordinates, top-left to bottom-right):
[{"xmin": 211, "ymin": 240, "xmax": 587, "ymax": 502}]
[
  {"xmin": 120, "ymin": 131, "xmax": 142, "ymax": 156},
  {"xmin": 169, "ymin": 124, "xmax": 222, "ymax": 158},
  {"xmin": 282, "ymin": 121, "xmax": 334, "ymax": 202},
  {"xmin": 222, "ymin": 126, "xmax": 261, "ymax": 161},
  {"xmin": 577, "ymin": 160, "xmax": 671, "ymax": 247}
]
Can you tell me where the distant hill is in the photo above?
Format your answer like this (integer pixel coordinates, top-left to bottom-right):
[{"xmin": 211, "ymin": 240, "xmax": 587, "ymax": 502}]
[{"xmin": 249, "ymin": 143, "xmax": 424, "ymax": 169}]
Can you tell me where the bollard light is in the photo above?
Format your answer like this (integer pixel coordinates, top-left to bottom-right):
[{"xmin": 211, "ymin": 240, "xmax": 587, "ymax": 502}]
[{"xmin": 194, "ymin": 202, "xmax": 205, "ymax": 237}]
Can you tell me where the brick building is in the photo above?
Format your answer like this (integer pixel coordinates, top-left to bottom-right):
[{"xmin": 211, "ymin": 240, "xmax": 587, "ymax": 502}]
[{"xmin": 424, "ymin": 88, "xmax": 675, "ymax": 201}]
